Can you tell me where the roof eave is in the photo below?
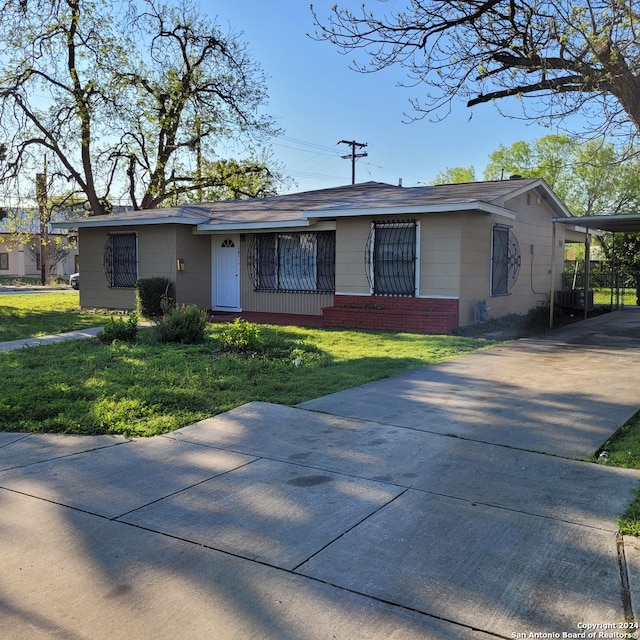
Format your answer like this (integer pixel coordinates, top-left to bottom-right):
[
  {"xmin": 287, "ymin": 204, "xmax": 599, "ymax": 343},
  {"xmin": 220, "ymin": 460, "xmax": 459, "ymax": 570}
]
[
  {"xmin": 304, "ymin": 201, "xmax": 516, "ymax": 220},
  {"xmin": 52, "ymin": 216, "xmax": 202, "ymax": 229},
  {"xmin": 195, "ymin": 219, "xmax": 311, "ymax": 233}
]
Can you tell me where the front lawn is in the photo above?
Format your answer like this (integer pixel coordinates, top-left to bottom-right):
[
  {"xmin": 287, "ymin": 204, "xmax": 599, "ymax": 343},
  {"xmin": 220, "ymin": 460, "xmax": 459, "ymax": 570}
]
[
  {"xmin": 0, "ymin": 318, "xmax": 495, "ymax": 436},
  {"xmin": 0, "ymin": 292, "xmax": 115, "ymax": 341}
]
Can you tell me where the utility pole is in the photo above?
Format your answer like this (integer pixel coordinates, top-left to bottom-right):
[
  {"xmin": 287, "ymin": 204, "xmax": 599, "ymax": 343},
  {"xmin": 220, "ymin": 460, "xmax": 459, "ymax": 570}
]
[
  {"xmin": 36, "ymin": 158, "xmax": 49, "ymax": 286},
  {"xmin": 338, "ymin": 139, "xmax": 368, "ymax": 185}
]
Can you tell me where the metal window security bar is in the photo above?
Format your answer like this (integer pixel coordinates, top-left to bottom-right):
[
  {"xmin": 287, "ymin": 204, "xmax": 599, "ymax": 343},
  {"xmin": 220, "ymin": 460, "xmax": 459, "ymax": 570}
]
[
  {"xmin": 104, "ymin": 232, "xmax": 138, "ymax": 288},
  {"xmin": 248, "ymin": 231, "xmax": 335, "ymax": 293},
  {"xmin": 491, "ymin": 224, "xmax": 521, "ymax": 296},
  {"xmin": 366, "ymin": 220, "xmax": 417, "ymax": 296}
]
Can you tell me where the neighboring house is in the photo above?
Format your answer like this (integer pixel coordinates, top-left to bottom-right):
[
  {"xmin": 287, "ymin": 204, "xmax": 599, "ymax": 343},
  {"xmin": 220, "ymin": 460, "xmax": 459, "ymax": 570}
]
[
  {"xmin": 0, "ymin": 219, "xmax": 78, "ymax": 280},
  {"xmin": 53, "ymin": 179, "xmax": 583, "ymax": 333}
]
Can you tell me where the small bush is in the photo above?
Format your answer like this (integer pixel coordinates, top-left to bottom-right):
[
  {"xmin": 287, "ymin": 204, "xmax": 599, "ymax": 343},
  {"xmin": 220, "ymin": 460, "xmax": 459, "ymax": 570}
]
[
  {"xmin": 220, "ymin": 318, "xmax": 262, "ymax": 353},
  {"xmin": 152, "ymin": 304, "xmax": 207, "ymax": 344},
  {"xmin": 97, "ymin": 314, "xmax": 138, "ymax": 343},
  {"xmin": 136, "ymin": 277, "xmax": 175, "ymax": 318}
]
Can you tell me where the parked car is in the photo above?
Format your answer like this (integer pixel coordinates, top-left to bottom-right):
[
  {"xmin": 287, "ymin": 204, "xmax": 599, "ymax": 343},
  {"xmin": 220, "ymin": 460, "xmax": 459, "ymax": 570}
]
[{"xmin": 69, "ymin": 273, "xmax": 79, "ymax": 289}]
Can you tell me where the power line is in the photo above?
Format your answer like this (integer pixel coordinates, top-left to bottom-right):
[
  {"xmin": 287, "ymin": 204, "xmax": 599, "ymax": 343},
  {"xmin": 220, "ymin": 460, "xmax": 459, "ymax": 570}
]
[{"xmin": 271, "ymin": 135, "xmax": 342, "ymax": 157}]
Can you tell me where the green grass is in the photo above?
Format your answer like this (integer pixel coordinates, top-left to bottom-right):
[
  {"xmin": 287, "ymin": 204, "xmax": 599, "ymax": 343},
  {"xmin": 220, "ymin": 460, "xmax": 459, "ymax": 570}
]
[
  {"xmin": 0, "ymin": 295, "xmax": 495, "ymax": 436},
  {"xmin": 594, "ymin": 415, "xmax": 640, "ymax": 536},
  {"xmin": 593, "ymin": 287, "xmax": 637, "ymax": 306},
  {"xmin": 0, "ymin": 292, "xmax": 116, "ymax": 341}
]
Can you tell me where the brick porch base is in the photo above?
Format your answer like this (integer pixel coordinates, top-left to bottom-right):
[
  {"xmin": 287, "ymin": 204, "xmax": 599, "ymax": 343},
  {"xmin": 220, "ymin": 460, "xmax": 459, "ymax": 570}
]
[
  {"xmin": 321, "ymin": 295, "xmax": 459, "ymax": 334},
  {"xmin": 208, "ymin": 296, "xmax": 460, "ymax": 334}
]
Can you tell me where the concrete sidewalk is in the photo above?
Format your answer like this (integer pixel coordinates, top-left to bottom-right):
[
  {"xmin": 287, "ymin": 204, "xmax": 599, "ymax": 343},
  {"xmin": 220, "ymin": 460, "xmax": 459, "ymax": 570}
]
[
  {"xmin": 0, "ymin": 327, "xmax": 103, "ymax": 351},
  {"xmin": 1, "ymin": 310, "xmax": 640, "ymax": 638}
]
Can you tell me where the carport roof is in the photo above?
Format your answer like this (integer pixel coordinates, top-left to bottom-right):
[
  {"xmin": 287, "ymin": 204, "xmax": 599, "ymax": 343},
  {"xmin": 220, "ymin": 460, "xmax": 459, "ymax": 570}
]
[{"xmin": 554, "ymin": 214, "xmax": 640, "ymax": 233}]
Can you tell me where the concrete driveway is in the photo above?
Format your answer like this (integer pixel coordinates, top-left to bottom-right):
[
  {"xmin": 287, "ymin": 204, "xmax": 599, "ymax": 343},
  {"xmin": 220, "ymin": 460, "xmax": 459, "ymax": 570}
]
[{"xmin": 1, "ymin": 310, "xmax": 640, "ymax": 639}]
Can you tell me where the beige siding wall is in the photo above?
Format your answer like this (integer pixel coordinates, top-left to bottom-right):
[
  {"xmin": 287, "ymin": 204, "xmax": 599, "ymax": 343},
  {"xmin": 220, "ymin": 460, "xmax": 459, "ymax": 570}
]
[
  {"xmin": 459, "ymin": 213, "xmax": 492, "ymax": 325},
  {"xmin": 79, "ymin": 225, "xmax": 183, "ymax": 310},
  {"xmin": 419, "ymin": 214, "xmax": 461, "ymax": 297},
  {"xmin": 78, "ymin": 227, "xmax": 137, "ymax": 309},
  {"xmin": 334, "ymin": 198, "xmax": 565, "ymax": 329},
  {"xmin": 175, "ymin": 228, "xmax": 211, "ymax": 308},
  {"xmin": 335, "ymin": 218, "xmax": 370, "ymax": 294},
  {"xmin": 239, "ymin": 234, "xmax": 333, "ymax": 315},
  {"xmin": 334, "ymin": 215, "xmax": 463, "ymax": 298},
  {"xmin": 458, "ymin": 194, "xmax": 567, "ymax": 326}
]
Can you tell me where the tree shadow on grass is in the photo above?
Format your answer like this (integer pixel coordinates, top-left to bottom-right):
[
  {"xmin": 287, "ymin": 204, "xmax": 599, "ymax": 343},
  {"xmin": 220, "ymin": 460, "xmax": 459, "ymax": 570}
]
[
  {"xmin": 0, "ymin": 304, "xmax": 111, "ymax": 342},
  {"xmin": 0, "ymin": 328, "xmax": 450, "ymax": 436}
]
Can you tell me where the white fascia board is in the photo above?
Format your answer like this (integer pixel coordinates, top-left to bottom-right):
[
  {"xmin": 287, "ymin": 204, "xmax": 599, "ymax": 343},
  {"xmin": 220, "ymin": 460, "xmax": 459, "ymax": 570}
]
[
  {"xmin": 530, "ymin": 182, "xmax": 573, "ymax": 218},
  {"xmin": 497, "ymin": 177, "xmax": 545, "ymax": 203},
  {"xmin": 195, "ymin": 219, "xmax": 334, "ymax": 234},
  {"xmin": 562, "ymin": 225, "xmax": 603, "ymax": 237},
  {"xmin": 304, "ymin": 201, "xmax": 516, "ymax": 220},
  {"xmin": 53, "ymin": 217, "xmax": 199, "ymax": 229}
]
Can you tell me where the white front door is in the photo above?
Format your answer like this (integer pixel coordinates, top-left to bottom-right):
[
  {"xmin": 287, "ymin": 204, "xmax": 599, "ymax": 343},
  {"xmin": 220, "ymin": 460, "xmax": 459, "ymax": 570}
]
[{"xmin": 212, "ymin": 236, "xmax": 240, "ymax": 310}]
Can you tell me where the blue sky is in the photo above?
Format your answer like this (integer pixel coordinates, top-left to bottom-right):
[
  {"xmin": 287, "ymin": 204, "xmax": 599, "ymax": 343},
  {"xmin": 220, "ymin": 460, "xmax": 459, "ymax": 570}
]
[{"xmin": 205, "ymin": 1, "xmax": 564, "ymax": 194}]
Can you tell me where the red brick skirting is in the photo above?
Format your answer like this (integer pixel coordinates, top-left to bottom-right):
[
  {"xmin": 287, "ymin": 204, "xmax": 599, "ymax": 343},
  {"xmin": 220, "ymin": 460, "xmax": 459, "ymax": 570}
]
[
  {"xmin": 207, "ymin": 296, "xmax": 459, "ymax": 334},
  {"xmin": 321, "ymin": 295, "xmax": 459, "ymax": 334}
]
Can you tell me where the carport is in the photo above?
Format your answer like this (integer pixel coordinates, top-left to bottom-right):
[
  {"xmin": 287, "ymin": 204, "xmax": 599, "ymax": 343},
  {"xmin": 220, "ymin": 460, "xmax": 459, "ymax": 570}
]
[{"xmin": 551, "ymin": 213, "xmax": 640, "ymax": 327}]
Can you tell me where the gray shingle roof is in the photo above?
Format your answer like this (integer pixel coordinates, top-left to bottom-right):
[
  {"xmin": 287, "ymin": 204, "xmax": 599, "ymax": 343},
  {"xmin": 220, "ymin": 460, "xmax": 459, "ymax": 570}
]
[{"xmin": 54, "ymin": 178, "xmax": 570, "ymax": 230}]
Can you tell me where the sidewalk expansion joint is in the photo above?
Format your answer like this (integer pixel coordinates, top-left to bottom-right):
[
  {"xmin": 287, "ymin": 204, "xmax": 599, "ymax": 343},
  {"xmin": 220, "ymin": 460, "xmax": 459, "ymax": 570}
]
[
  {"xmin": 290, "ymin": 487, "xmax": 410, "ymax": 573},
  {"xmin": 617, "ymin": 532, "xmax": 636, "ymax": 623},
  {"xmin": 411, "ymin": 486, "xmax": 619, "ymax": 533},
  {"xmin": 112, "ymin": 456, "xmax": 261, "ymax": 520},
  {"xmin": 0, "ymin": 440, "xmax": 133, "ymax": 472},
  {"xmin": 109, "ymin": 511, "xmax": 513, "ymax": 640},
  {"xmin": 299, "ymin": 408, "xmax": 585, "ymax": 462}
]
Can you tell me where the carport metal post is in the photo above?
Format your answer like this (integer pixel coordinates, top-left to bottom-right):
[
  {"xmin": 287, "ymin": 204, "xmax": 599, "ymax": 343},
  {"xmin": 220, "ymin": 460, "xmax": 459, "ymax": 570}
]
[
  {"xmin": 584, "ymin": 229, "xmax": 591, "ymax": 320},
  {"xmin": 551, "ymin": 212, "xmax": 640, "ymax": 320},
  {"xmin": 550, "ymin": 220, "xmax": 592, "ymax": 327},
  {"xmin": 550, "ymin": 221, "xmax": 557, "ymax": 329}
]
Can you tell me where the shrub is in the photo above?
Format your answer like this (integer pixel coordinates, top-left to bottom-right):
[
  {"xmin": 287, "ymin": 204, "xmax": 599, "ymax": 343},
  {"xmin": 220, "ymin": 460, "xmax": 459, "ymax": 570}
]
[
  {"xmin": 136, "ymin": 277, "xmax": 175, "ymax": 318},
  {"xmin": 219, "ymin": 318, "xmax": 262, "ymax": 353},
  {"xmin": 152, "ymin": 304, "xmax": 207, "ymax": 344},
  {"xmin": 97, "ymin": 314, "xmax": 138, "ymax": 343}
]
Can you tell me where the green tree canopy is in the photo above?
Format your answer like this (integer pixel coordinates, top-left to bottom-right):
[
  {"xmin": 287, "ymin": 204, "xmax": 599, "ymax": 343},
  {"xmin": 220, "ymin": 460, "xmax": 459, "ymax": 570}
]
[
  {"xmin": 483, "ymin": 134, "xmax": 640, "ymax": 217},
  {"xmin": 483, "ymin": 134, "xmax": 640, "ymax": 273},
  {"xmin": 0, "ymin": 0, "xmax": 281, "ymax": 215},
  {"xmin": 430, "ymin": 166, "xmax": 476, "ymax": 185}
]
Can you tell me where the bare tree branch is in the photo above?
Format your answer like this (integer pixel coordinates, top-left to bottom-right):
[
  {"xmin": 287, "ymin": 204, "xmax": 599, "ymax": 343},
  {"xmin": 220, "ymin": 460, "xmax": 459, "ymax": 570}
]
[{"xmin": 313, "ymin": 0, "xmax": 640, "ymax": 138}]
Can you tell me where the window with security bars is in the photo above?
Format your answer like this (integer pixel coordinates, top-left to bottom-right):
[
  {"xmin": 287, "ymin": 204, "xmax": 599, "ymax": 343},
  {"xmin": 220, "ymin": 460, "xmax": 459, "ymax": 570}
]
[
  {"xmin": 248, "ymin": 231, "xmax": 335, "ymax": 293},
  {"xmin": 491, "ymin": 224, "xmax": 521, "ymax": 296},
  {"xmin": 104, "ymin": 232, "xmax": 138, "ymax": 288},
  {"xmin": 366, "ymin": 221, "xmax": 417, "ymax": 296}
]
